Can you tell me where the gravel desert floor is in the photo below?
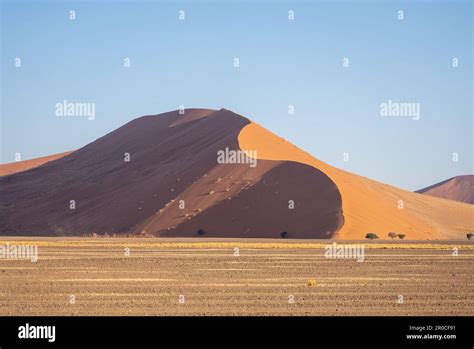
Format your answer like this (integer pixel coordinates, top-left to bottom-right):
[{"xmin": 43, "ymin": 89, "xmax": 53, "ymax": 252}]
[{"xmin": 0, "ymin": 238, "xmax": 472, "ymax": 316}]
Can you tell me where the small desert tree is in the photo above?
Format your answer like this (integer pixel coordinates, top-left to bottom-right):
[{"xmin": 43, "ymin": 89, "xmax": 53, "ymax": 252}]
[
  {"xmin": 467, "ymin": 233, "xmax": 473, "ymax": 240},
  {"xmin": 388, "ymin": 232, "xmax": 398, "ymax": 240},
  {"xmin": 398, "ymin": 234, "xmax": 406, "ymax": 240},
  {"xmin": 280, "ymin": 231, "xmax": 288, "ymax": 239},
  {"xmin": 196, "ymin": 229, "xmax": 206, "ymax": 236},
  {"xmin": 366, "ymin": 233, "xmax": 379, "ymax": 240}
]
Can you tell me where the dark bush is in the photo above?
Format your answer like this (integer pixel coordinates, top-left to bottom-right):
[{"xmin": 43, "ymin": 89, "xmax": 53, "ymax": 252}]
[
  {"xmin": 196, "ymin": 229, "xmax": 206, "ymax": 236},
  {"xmin": 388, "ymin": 232, "xmax": 398, "ymax": 239}
]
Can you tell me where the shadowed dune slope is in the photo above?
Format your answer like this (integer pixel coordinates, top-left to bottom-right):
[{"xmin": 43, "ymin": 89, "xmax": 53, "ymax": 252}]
[
  {"xmin": 0, "ymin": 109, "xmax": 343, "ymax": 238},
  {"xmin": 143, "ymin": 161, "xmax": 343, "ymax": 238},
  {"xmin": 0, "ymin": 152, "xmax": 71, "ymax": 176},
  {"xmin": 238, "ymin": 123, "xmax": 474, "ymax": 240},
  {"xmin": 416, "ymin": 175, "xmax": 474, "ymax": 204}
]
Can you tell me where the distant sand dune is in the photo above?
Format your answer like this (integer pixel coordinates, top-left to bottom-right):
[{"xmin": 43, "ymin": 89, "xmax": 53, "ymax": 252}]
[{"xmin": 416, "ymin": 175, "xmax": 474, "ymax": 204}]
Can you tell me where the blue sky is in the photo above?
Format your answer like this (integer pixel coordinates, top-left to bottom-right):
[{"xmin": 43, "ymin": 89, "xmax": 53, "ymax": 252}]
[{"xmin": 1, "ymin": 0, "xmax": 472, "ymax": 191}]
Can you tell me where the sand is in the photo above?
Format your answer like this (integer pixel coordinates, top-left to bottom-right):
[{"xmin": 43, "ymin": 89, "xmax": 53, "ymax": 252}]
[
  {"xmin": 0, "ymin": 237, "xmax": 472, "ymax": 316},
  {"xmin": 238, "ymin": 122, "xmax": 474, "ymax": 240},
  {"xmin": 1, "ymin": 108, "xmax": 472, "ymax": 239},
  {"xmin": 0, "ymin": 109, "xmax": 344, "ymax": 238},
  {"xmin": 0, "ymin": 151, "xmax": 71, "ymax": 177},
  {"xmin": 416, "ymin": 175, "xmax": 474, "ymax": 204}
]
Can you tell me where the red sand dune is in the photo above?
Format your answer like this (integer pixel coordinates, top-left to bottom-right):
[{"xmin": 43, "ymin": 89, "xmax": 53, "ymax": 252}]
[
  {"xmin": 416, "ymin": 175, "xmax": 474, "ymax": 204},
  {"xmin": 0, "ymin": 109, "xmax": 472, "ymax": 239},
  {"xmin": 0, "ymin": 152, "xmax": 71, "ymax": 176},
  {"xmin": 238, "ymin": 123, "xmax": 473, "ymax": 239}
]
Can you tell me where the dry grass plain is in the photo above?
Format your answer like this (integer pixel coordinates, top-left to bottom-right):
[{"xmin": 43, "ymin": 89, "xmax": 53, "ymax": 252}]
[{"xmin": 0, "ymin": 237, "xmax": 473, "ymax": 316}]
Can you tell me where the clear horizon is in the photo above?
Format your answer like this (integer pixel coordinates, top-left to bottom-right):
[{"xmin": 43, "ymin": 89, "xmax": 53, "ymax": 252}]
[{"xmin": 1, "ymin": 0, "xmax": 472, "ymax": 191}]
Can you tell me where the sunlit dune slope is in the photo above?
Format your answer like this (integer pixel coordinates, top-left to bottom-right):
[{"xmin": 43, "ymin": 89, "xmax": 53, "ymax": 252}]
[
  {"xmin": 238, "ymin": 122, "xmax": 473, "ymax": 239},
  {"xmin": 0, "ymin": 152, "xmax": 71, "ymax": 177}
]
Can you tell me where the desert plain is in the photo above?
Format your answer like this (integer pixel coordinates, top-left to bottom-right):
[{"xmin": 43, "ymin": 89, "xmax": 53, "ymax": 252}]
[{"xmin": 0, "ymin": 237, "xmax": 472, "ymax": 316}]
